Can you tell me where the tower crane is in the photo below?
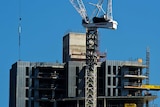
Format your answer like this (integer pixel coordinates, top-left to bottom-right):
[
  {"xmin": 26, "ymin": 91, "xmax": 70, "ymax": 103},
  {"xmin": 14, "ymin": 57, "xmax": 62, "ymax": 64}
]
[
  {"xmin": 70, "ymin": 0, "xmax": 117, "ymax": 29},
  {"xmin": 69, "ymin": 0, "xmax": 117, "ymax": 107}
]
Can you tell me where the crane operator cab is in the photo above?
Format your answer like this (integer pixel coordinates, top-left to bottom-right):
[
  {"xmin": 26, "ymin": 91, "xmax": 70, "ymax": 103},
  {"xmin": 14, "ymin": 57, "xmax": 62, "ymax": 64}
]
[{"xmin": 82, "ymin": 14, "xmax": 118, "ymax": 30}]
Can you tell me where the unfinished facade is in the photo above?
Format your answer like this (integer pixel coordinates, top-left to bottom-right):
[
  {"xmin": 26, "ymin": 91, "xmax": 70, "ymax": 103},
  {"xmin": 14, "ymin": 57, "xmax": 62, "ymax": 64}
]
[{"xmin": 9, "ymin": 32, "xmax": 159, "ymax": 107}]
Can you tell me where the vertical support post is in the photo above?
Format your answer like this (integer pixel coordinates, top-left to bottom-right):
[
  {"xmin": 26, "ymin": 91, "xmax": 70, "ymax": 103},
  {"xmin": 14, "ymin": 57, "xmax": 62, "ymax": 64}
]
[
  {"xmin": 77, "ymin": 100, "xmax": 79, "ymax": 107},
  {"xmin": 146, "ymin": 47, "xmax": 150, "ymax": 85},
  {"xmin": 85, "ymin": 27, "xmax": 98, "ymax": 107},
  {"xmin": 146, "ymin": 47, "xmax": 150, "ymax": 107}
]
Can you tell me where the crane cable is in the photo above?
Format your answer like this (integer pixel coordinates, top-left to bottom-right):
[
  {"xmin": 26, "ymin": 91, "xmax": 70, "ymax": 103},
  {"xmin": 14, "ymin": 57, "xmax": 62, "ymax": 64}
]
[{"xmin": 18, "ymin": 0, "xmax": 22, "ymax": 61}]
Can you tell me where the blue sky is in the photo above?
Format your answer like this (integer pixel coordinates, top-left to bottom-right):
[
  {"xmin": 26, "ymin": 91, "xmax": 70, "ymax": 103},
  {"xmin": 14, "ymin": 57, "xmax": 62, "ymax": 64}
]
[{"xmin": 0, "ymin": 0, "xmax": 160, "ymax": 106}]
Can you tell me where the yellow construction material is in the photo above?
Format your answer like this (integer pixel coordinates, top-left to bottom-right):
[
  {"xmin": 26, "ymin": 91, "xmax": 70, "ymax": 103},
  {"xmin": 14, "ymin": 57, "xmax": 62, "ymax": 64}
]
[
  {"xmin": 124, "ymin": 103, "xmax": 136, "ymax": 107},
  {"xmin": 141, "ymin": 84, "xmax": 160, "ymax": 90}
]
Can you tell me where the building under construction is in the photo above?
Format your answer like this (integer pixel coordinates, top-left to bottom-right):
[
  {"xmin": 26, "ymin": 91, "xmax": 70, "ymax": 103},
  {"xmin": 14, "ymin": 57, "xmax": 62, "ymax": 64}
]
[{"xmin": 9, "ymin": 32, "xmax": 160, "ymax": 107}]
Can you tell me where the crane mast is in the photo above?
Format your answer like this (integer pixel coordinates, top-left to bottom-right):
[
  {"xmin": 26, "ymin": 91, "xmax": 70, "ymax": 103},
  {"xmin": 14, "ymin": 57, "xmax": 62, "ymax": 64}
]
[
  {"xmin": 85, "ymin": 27, "xmax": 98, "ymax": 107},
  {"xmin": 69, "ymin": 0, "xmax": 117, "ymax": 107}
]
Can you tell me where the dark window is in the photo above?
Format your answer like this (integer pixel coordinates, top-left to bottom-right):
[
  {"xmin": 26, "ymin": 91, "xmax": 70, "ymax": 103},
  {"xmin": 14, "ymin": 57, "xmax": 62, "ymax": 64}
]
[
  {"xmin": 25, "ymin": 100, "xmax": 28, "ymax": 107},
  {"xmin": 113, "ymin": 88, "xmax": 116, "ymax": 96},
  {"xmin": 108, "ymin": 66, "xmax": 111, "ymax": 74},
  {"xmin": 108, "ymin": 77, "xmax": 111, "ymax": 85},
  {"xmin": 118, "ymin": 66, "xmax": 121, "ymax": 75},
  {"xmin": 113, "ymin": 66, "xmax": 116, "ymax": 75},
  {"xmin": 113, "ymin": 77, "xmax": 116, "ymax": 86},
  {"xmin": 118, "ymin": 77, "xmax": 121, "ymax": 86},
  {"xmin": 31, "ymin": 80, "xmax": 34, "ymax": 88},
  {"xmin": 26, "ymin": 78, "xmax": 29, "ymax": 87},
  {"xmin": 26, "ymin": 89, "xmax": 29, "ymax": 97},
  {"xmin": 26, "ymin": 67, "xmax": 29, "ymax": 76},
  {"xmin": 31, "ymin": 89, "xmax": 34, "ymax": 97},
  {"xmin": 97, "ymin": 67, "xmax": 105, "ymax": 96},
  {"xmin": 31, "ymin": 101, "xmax": 34, "ymax": 107},
  {"xmin": 76, "ymin": 67, "xmax": 79, "ymax": 75},
  {"xmin": 108, "ymin": 88, "xmax": 110, "ymax": 96},
  {"xmin": 32, "ymin": 67, "xmax": 35, "ymax": 76},
  {"xmin": 118, "ymin": 89, "xmax": 121, "ymax": 96}
]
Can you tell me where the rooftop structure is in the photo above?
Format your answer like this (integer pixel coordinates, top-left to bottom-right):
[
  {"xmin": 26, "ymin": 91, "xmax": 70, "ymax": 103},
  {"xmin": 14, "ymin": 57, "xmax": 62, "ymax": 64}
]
[{"xmin": 63, "ymin": 32, "xmax": 86, "ymax": 62}]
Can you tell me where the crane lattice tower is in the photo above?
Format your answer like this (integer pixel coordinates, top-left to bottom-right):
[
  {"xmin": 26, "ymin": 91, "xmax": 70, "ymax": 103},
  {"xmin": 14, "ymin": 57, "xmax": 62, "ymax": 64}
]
[{"xmin": 69, "ymin": 0, "xmax": 117, "ymax": 107}]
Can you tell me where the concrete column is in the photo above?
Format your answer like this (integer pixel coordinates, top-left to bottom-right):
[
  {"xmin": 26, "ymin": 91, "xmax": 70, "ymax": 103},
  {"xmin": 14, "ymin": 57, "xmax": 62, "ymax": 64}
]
[
  {"xmin": 54, "ymin": 101, "xmax": 57, "ymax": 107},
  {"xmin": 77, "ymin": 100, "xmax": 79, "ymax": 107},
  {"xmin": 104, "ymin": 98, "xmax": 106, "ymax": 107}
]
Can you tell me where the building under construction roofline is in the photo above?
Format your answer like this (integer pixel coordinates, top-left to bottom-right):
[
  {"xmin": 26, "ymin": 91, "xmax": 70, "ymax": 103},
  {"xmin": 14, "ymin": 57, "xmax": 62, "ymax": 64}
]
[{"xmin": 9, "ymin": 32, "xmax": 160, "ymax": 107}]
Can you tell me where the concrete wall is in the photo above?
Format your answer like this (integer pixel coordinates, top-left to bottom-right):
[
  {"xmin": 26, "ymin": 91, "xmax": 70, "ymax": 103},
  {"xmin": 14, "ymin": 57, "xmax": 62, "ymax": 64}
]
[
  {"xmin": 9, "ymin": 61, "xmax": 30, "ymax": 107},
  {"xmin": 63, "ymin": 32, "xmax": 86, "ymax": 62},
  {"xmin": 67, "ymin": 61, "xmax": 85, "ymax": 97},
  {"xmin": 105, "ymin": 60, "xmax": 123, "ymax": 96}
]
